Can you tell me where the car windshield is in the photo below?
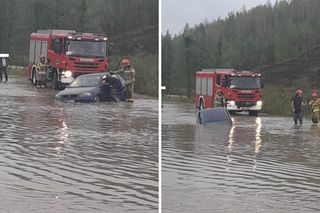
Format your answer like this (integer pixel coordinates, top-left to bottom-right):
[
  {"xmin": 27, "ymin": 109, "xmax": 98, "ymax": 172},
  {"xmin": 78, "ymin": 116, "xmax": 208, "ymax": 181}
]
[
  {"xmin": 230, "ymin": 76, "xmax": 261, "ymax": 89},
  {"xmin": 69, "ymin": 75, "xmax": 101, "ymax": 87},
  {"xmin": 65, "ymin": 40, "xmax": 106, "ymax": 57}
]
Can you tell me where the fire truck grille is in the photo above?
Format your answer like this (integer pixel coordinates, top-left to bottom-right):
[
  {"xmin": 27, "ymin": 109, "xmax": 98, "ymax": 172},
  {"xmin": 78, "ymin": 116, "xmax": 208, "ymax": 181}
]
[
  {"xmin": 236, "ymin": 101, "xmax": 256, "ymax": 107},
  {"xmin": 74, "ymin": 62, "xmax": 99, "ymax": 69},
  {"xmin": 236, "ymin": 93, "xmax": 255, "ymax": 100}
]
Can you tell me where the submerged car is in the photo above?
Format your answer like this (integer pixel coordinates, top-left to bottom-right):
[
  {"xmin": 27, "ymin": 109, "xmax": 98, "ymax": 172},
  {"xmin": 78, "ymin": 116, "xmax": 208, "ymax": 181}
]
[{"xmin": 55, "ymin": 72, "xmax": 126, "ymax": 102}]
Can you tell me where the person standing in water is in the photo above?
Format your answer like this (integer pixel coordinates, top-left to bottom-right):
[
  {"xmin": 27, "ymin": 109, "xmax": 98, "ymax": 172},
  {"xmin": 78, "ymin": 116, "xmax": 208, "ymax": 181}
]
[{"xmin": 291, "ymin": 89, "xmax": 305, "ymax": 125}]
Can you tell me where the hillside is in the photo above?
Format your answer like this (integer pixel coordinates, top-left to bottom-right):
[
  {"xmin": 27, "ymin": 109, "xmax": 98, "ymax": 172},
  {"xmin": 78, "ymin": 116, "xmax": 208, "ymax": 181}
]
[
  {"xmin": 111, "ymin": 25, "xmax": 158, "ymax": 55},
  {"xmin": 162, "ymin": 0, "xmax": 320, "ymax": 96},
  {"xmin": 257, "ymin": 45, "xmax": 320, "ymax": 87}
]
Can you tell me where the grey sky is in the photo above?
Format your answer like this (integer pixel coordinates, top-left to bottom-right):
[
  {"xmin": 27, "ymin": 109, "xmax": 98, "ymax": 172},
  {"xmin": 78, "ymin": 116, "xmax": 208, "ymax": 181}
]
[{"xmin": 162, "ymin": 0, "xmax": 277, "ymax": 35}]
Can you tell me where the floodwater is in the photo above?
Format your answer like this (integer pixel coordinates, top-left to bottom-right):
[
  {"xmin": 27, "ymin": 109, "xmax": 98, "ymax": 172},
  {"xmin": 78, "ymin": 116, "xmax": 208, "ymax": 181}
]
[
  {"xmin": 162, "ymin": 102, "xmax": 320, "ymax": 213},
  {"xmin": 0, "ymin": 76, "xmax": 158, "ymax": 213}
]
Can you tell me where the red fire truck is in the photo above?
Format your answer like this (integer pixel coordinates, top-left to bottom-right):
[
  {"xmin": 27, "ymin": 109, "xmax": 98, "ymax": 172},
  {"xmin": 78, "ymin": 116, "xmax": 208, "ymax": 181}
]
[
  {"xmin": 27, "ymin": 29, "xmax": 109, "ymax": 88},
  {"xmin": 195, "ymin": 69, "xmax": 263, "ymax": 116}
]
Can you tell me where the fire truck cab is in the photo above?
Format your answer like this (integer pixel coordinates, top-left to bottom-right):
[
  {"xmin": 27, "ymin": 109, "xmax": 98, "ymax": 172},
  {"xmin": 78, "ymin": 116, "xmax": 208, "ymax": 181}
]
[
  {"xmin": 28, "ymin": 30, "xmax": 109, "ymax": 88},
  {"xmin": 195, "ymin": 69, "xmax": 263, "ymax": 116}
]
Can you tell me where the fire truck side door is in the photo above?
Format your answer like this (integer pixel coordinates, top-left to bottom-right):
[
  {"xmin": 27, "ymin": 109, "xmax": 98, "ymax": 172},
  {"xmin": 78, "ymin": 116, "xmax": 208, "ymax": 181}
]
[
  {"xmin": 216, "ymin": 74, "xmax": 221, "ymax": 86},
  {"xmin": 107, "ymin": 42, "xmax": 113, "ymax": 56},
  {"xmin": 222, "ymin": 75, "xmax": 231, "ymax": 87},
  {"xmin": 260, "ymin": 79, "xmax": 265, "ymax": 88},
  {"xmin": 52, "ymin": 38, "xmax": 62, "ymax": 54}
]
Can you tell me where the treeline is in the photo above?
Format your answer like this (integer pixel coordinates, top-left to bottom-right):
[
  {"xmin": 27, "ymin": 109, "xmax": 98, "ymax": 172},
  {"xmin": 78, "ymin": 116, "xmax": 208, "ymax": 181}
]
[
  {"xmin": 162, "ymin": 0, "xmax": 320, "ymax": 96},
  {"xmin": 0, "ymin": 0, "xmax": 158, "ymax": 96}
]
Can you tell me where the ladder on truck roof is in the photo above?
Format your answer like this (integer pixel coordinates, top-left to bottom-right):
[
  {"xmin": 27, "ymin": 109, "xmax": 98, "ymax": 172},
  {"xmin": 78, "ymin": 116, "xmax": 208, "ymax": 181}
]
[
  {"xmin": 200, "ymin": 68, "xmax": 234, "ymax": 72},
  {"xmin": 37, "ymin": 29, "xmax": 76, "ymax": 34}
]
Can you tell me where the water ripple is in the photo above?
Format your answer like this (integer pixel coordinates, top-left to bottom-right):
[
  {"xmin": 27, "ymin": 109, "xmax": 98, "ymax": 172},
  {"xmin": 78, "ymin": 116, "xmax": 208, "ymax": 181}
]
[
  {"xmin": 0, "ymin": 77, "xmax": 158, "ymax": 213},
  {"xmin": 162, "ymin": 102, "xmax": 320, "ymax": 213}
]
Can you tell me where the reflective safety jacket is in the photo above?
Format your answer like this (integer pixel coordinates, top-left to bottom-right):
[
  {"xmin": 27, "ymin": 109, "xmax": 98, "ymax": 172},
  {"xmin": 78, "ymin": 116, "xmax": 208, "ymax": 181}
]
[
  {"xmin": 214, "ymin": 94, "xmax": 224, "ymax": 107},
  {"xmin": 123, "ymin": 66, "xmax": 135, "ymax": 85},
  {"xmin": 36, "ymin": 62, "xmax": 47, "ymax": 72},
  {"xmin": 309, "ymin": 98, "xmax": 320, "ymax": 112}
]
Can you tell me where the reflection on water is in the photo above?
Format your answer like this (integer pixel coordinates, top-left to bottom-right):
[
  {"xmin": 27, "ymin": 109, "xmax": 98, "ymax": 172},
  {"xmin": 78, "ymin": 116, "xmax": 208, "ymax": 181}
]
[
  {"xmin": 0, "ymin": 77, "xmax": 158, "ymax": 213},
  {"xmin": 56, "ymin": 112, "xmax": 69, "ymax": 147},
  {"xmin": 228, "ymin": 117, "xmax": 262, "ymax": 151},
  {"xmin": 162, "ymin": 102, "xmax": 320, "ymax": 213},
  {"xmin": 254, "ymin": 117, "xmax": 262, "ymax": 153}
]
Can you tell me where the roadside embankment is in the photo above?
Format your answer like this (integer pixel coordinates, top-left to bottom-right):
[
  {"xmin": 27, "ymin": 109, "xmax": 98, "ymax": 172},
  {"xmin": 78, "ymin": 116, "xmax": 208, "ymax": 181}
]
[
  {"xmin": 7, "ymin": 66, "xmax": 26, "ymax": 76},
  {"xmin": 162, "ymin": 94, "xmax": 193, "ymax": 103}
]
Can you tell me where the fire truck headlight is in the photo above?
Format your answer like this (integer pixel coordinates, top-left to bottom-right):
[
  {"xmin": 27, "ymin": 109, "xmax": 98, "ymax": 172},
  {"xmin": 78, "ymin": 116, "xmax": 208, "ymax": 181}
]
[
  {"xmin": 229, "ymin": 101, "xmax": 235, "ymax": 105},
  {"xmin": 64, "ymin": 71, "xmax": 72, "ymax": 78},
  {"xmin": 257, "ymin": 100, "xmax": 263, "ymax": 106}
]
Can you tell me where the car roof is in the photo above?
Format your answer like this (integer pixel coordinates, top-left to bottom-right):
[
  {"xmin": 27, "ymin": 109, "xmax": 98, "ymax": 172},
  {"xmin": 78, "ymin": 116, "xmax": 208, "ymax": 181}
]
[{"xmin": 77, "ymin": 72, "xmax": 109, "ymax": 78}]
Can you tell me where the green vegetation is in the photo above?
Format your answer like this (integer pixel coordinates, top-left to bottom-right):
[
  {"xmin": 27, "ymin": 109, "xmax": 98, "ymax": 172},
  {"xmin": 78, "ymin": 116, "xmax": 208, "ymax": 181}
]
[
  {"xmin": 7, "ymin": 67, "xmax": 26, "ymax": 76},
  {"xmin": 162, "ymin": 0, "xmax": 320, "ymax": 99},
  {"xmin": 262, "ymin": 84, "xmax": 313, "ymax": 116},
  {"xmin": 109, "ymin": 52, "xmax": 158, "ymax": 96},
  {"xmin": 0, "ymin": 0, "xmax": 158, "ymax": 96},
  {"xmin": 262, "ymin": 85, "xmax": 294, "ymax": 116},
  {"xmin": 162, "ymin": 95, "xmax": 193, "ymax": 103}
]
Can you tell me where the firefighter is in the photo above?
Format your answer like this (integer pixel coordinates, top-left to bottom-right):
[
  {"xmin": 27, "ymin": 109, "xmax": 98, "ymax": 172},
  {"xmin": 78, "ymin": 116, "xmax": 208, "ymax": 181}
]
[
  {"xmin": 36, "ymin": 55, "xmax": 48, "ymax": 87},
  {"xmin": 119, "ymin": 58, "xmax": 135, "ymax": 102},
  {"xmin": 214, "ymin": 90, "xmax": 224, "ymax": 107},
  {"xmin": 309, "ymin": 92, "xmax": 320, "ymax": 123},
  {"xmin": 291, "ymin": 89, "xmax": 305, "ymax": 125},
  {"xmin": 0, "ymin": 56, "xmax": 8, "ymax": 82}
]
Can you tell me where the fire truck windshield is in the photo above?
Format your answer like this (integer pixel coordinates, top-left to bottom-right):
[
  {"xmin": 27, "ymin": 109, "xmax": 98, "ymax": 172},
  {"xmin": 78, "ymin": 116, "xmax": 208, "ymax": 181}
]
[
  {"xmin": 230, "ymin": 76, "xmax": 261, "ymax": 89},
  {"xmin": 66, "ymin": 40, "xmax": 106, "ymax": 57}
]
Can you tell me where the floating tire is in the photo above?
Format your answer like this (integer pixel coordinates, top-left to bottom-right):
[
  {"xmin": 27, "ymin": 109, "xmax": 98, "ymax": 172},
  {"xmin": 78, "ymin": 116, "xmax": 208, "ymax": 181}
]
[{"xmin": 52, "ymin": 72, "xmax": 59, "ymax": 90}]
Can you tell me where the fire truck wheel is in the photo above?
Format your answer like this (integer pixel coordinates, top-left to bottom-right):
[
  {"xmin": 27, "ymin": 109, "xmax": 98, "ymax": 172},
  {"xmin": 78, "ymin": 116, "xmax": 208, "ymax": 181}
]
[
  {"xmin": 52, "ymin": 72, "xmax": 58, "ymax": 90},
  {"xmin": 32, "ymin": 69, "xmax": 37, "ymax": 86},
  {"xmin": 199, "ymin": 99, "xmax": 205, "ymax": 110},
  {"xmin": 249, "ymin": 110, "xmax": 258, "ymax": 116},
  {"xmin": 197, "ymin": 111, "xmax": 203, "ymax": 124}
]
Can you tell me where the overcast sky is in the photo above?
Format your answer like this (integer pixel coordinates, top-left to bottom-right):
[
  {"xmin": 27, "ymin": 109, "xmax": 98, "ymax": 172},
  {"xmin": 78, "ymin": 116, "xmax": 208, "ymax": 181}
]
[{"xmin": 162, "ymin": 0, "xmax": 277, "ymax": 35}]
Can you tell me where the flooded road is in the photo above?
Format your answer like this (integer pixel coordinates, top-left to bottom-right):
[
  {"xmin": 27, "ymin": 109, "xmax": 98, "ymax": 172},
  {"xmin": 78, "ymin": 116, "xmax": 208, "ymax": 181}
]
[
  {"xmin": 0, "ymin": 76, "xmax": 158, "ymax": 213},
  {"xmin": 162, "ymin": 102, "xmax": 320, "ymax": 213}
]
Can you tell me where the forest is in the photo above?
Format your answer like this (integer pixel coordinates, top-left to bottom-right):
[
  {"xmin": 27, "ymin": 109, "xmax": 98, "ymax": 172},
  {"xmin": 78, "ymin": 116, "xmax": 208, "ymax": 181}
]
[
  {"xmin": 162, "ymin": 0, "xmax": 320, "ymax": 98},
  {"xmin": 0, "ymin": 0, "xmax": 158, "ymax": 96}
]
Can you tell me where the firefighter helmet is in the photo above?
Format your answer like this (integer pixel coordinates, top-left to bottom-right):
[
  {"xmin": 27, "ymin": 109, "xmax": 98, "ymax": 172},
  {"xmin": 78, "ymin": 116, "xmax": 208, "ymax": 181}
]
[
  {"xmin": 40, "ymin": 55, "xmax": 46, "ymax": 63},
  {"xmin": 120, "ymin": 58, "xmax": 130, "ymax": 66}
]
